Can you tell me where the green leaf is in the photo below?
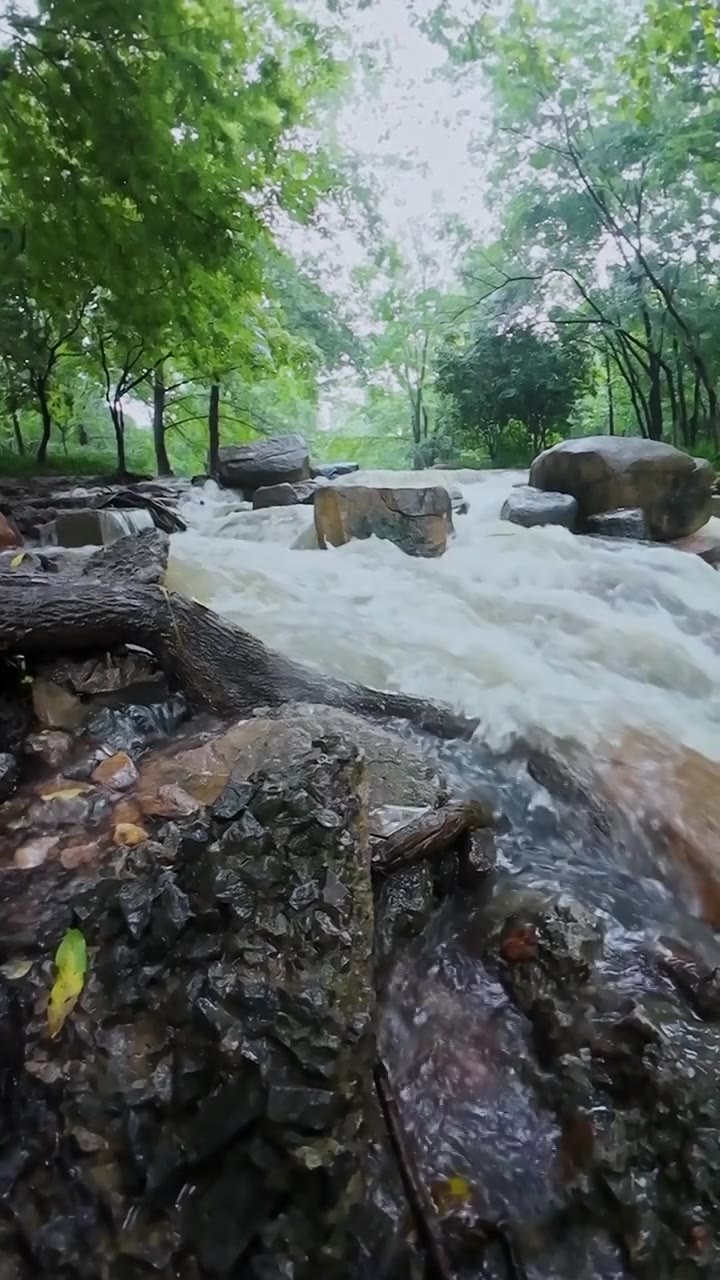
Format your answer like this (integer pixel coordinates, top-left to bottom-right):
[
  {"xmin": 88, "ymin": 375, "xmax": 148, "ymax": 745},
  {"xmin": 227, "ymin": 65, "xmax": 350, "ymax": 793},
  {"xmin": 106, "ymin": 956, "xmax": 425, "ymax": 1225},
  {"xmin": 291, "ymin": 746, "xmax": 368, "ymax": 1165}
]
[{"xmin": 47, "ymin": 928, "xmax": 88, "ymax": 1039}]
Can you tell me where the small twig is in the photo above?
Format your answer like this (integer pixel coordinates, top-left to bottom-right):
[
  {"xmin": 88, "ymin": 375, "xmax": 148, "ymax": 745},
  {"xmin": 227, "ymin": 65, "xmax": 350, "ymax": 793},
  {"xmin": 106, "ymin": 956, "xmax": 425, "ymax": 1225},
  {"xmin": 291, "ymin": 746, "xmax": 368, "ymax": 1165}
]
[{"xmin": 373, "ymin": 1059, "xmax": 457, "ymax": 1280}]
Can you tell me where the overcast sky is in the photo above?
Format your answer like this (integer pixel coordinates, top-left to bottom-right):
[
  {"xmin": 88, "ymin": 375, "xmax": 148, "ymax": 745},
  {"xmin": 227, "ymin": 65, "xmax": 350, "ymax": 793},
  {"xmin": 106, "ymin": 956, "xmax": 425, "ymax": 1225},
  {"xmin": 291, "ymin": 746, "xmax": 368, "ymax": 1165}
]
[{"xmin": 293, "ymin": 0, "xmax": 493, "ymax": 293}]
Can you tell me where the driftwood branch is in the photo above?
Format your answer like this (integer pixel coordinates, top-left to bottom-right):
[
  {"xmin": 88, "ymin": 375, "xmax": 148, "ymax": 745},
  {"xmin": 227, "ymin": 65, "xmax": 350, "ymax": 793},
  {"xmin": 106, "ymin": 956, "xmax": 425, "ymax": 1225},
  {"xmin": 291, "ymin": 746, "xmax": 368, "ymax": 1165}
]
[
  {"xmin": 372, "ymin": 801, "xmax": 493, "ymax": 875},
  {"xmin": 0, "ymin": 572, "xmax": 478, "ymax": 740}
]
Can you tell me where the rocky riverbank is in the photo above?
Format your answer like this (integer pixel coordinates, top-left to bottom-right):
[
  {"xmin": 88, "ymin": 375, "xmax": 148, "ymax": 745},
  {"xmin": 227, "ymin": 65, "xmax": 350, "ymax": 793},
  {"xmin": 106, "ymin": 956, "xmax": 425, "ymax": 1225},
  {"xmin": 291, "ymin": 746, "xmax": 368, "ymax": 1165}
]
[{"xmin": 3, "ymin": 460, "xmax": 720, "ymax": 1276}]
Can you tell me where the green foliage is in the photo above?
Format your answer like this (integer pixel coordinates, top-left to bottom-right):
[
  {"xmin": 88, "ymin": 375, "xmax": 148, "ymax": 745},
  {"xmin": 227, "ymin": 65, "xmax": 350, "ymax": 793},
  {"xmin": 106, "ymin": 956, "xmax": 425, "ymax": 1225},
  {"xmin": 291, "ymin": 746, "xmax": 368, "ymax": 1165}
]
[
  {"xmin": 426, "ymin": 0, "xmax": 720, "ymax": 458},
  {"xmin": 437, "ymin": 321, "xmax": 594, "ymax": 463},
  {"xmin": 0, "ymin": 0, "xmax": 345, "ymax": 472}
]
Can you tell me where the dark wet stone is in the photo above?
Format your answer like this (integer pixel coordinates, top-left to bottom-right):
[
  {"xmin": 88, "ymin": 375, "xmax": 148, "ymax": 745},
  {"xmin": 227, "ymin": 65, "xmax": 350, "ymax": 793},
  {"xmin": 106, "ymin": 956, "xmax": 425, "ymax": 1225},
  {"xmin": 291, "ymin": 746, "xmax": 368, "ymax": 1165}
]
[
  {"xmin": 212, "ymin": 780, "xmax": 254, "ymax": 822},
  {"xmin": 219, "ymin": 810, "xmax": 270, "ymax": 859},
  {"xmin": 585, "ymin": 507, "xmax": 650, "ymax": 541},
  {"xmin": 186, "ymin": 1167, "xmax": 273, "ymax": 1272},
  {"xmin": 85, "ymin": 695, "xmax": 188, "ymax": 755},
  {"xmin": 0, "ymin": 754, "xmax": 18, "ymax": 801},
  {"xmin": 501, "ymin": 485, "xmax": 578, "ymax": 530}
]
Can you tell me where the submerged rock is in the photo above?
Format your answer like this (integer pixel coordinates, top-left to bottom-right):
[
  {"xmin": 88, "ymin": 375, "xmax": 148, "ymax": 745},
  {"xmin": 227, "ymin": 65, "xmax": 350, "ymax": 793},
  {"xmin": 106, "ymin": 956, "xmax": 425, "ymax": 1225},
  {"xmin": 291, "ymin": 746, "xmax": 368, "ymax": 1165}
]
[
  {"xmin": 314, "ymin": 485, "xmax": 453, "ymax": 558},
  {"xmin": 529, "ymin": 436, "xmax": 713, "ymax": 541},
  {"xmin": 501, "ymin": 485, "xmax": 578, "ymax": 531},
  {"xmin": 218, "ymin": 434, "xmax": 311, "ymax": 493},
  {"xmin": 24, "ymin": 731, "xmax": 73, "ymax": 769},
  {"xmin": 31, "ymin": 677, "xmax": 86, "ymax": 731}
]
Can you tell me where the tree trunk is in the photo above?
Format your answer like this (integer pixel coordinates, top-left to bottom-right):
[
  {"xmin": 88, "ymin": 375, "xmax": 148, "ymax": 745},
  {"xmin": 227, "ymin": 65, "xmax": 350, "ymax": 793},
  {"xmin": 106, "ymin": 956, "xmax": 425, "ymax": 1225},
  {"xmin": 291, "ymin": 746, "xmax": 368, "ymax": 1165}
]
[
  {"xmin": 208, "ymin": 382, "xmax": 220, "ymax": 479},
  {"xmin": 691, "ymin": 375, "xmax": 702, "ymax": 448},
  {"xmin": 35, "ymin": 380, "xmax": 52, "ymax": 464},
  {"xmin": 0, "ymin": 577, "xmax": 476, "ymax": 742},
  {"xmin": 675, "ymin": 342, "xmax": 689, "ymax": 448},
  {"xmin": 641, "ymin": 306, "xmax": 664, "ymax": 441},
  {"xmin": 10, "ymin": 410, "xmax": 24, "ymax": 456},
  {"xmin": 664, "ymin": 361, "xmax": 679, "ymax": 448},
  {"xmin": 110, "ymin": 402, "xmax": 127, "ymax": 478},
  {"xmin": 605, "ymin": 343, "xmax": 615, "ymax": 436},
  {"xmin": 153, "ymin": 364, "xmax": 172, "ymax": 477}
]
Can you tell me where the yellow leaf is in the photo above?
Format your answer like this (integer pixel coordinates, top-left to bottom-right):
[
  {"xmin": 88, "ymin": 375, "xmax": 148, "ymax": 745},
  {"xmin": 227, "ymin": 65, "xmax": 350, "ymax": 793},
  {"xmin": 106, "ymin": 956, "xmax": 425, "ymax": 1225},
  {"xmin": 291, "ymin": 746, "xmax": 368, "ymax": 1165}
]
[
  {"xmin": 41, "ymin": 787, "xmax": 88, "ymax": 802},
  {"xmin": 444, "ymin": 1176, "xmax": 471, "ymax": 1200},
  {"xmin": 47, "ymin": 928, "xmax": 88, "ymax": 1039},
  {"xmin": 9, "ymin": 552, "xmax": 25, "ymax": 568},
  {"xmin": 431, "ymin": 1174, "xmax": 473, "ymax": 1212}
]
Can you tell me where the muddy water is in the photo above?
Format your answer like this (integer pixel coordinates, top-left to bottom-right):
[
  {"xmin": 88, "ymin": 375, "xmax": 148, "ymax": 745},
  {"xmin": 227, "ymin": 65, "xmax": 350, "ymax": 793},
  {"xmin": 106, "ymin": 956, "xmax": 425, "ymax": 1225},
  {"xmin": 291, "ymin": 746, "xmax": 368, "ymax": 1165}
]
[{"xmin": 168, "ymin": 472, "xmax": 720, "ymax": 1275}]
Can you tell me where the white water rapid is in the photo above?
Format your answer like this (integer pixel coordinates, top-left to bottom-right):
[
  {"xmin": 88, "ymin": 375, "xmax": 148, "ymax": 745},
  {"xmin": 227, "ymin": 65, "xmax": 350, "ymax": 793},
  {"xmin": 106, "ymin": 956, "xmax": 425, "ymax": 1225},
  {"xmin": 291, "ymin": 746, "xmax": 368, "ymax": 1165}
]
[{"xmin": 168, "ymin": 470, "xmax": 720, "ymax": 762}]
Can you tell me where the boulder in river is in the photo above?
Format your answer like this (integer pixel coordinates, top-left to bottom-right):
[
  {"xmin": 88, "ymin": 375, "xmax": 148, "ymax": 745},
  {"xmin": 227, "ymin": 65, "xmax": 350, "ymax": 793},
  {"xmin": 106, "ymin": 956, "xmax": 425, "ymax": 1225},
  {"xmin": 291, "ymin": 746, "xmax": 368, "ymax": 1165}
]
[
  {"xmin": 0, "ymin": 511, "xmax": 21, "ymax": 548},
  {"xmin": 585, "ymin": 507, "xmax": 650, "ymax": 540},
  {"xmin": 529, "ymin": 436, "xmax": 714, "ymax": 541},
  {"xmin": 314, "ymin": 485, "xmax": 453, "ymax": 558},
  {"xmin": 217, "ymin": 433, "xmax": 310, "ymax": 493},
  {"xmin": 312, "ymin": 462, "xmax": 360, "ymax": 480},
  {"xmin": 252, "ymin": 479, "xmax": 319, "ymax": 509},
  {"xmin": 501, "ymin": 485, "xmax": 578, "ymax": 531}
]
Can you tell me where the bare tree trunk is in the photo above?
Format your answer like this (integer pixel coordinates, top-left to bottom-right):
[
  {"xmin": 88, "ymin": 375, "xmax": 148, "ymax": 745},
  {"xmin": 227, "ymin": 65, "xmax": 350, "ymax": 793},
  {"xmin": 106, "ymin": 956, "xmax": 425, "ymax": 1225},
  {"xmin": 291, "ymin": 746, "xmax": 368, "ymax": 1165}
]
[
  {"xmin": 208, "ymin": 382, "xmax": 220, "ymax": 479},
  {"xmin": 10, "ymin": 409, "xmax": 24, "ymax": 456},
  {"xmin": 605, "ymin": 342, "xmax": 615, "ymax": 436},
  {"xmin": 663, "ymin": 360, "xmax": 679, "ymax": 448},
  {"xmin": 153, "ymin": 364, "xmax": 172, "ymax": 477},
  {"xmin": 691, "ymin": 375, "xmax": 702, "ymax": 448},
  {"xmin": 675, "ymin": 341, "xmax": 689, "ymax": 448},
  {"xmin": 35, "ymin": 379, "xmax": 53, "ymax": 464},
  {"xmin": 110, "ymin": 402, "xmax": 127, "ymax": 477},
  {"xmin": 0, "ymin": 576, "xmax": 477, "ymax": 742}
]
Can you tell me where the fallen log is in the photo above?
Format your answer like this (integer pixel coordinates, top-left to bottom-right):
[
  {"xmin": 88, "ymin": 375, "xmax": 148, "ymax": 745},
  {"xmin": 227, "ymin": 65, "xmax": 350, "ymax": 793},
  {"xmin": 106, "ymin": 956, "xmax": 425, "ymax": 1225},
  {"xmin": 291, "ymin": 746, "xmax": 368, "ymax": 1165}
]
[
  {"xmin": 372, "ymin": 800, "xmax": 493, "ymax": 875},
  {"xmin": 0, "ymin": 575, "xmax": 478, "ymax": 740}
]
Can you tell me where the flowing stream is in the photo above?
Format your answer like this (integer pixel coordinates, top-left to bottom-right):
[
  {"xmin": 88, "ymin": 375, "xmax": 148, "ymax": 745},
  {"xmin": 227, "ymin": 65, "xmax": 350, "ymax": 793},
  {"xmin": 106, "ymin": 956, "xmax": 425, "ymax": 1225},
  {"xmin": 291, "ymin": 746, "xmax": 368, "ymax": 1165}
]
[
  {"xmin": 168, "ymin": 471, "xmax": 720, "ymax": 1276},
  {"xmin": 169, "ymin": 469, "xmax": 720, "ymax": 761}
]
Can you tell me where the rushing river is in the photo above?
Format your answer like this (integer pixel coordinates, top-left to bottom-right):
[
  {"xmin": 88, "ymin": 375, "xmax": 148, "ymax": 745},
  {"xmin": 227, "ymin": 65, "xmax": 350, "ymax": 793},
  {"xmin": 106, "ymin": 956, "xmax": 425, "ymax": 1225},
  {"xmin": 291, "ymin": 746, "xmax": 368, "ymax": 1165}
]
[
  {"xmin": 169, "ymin": 468, "xmax": 720, "ymax": 762},
  {"xmin": 169, "ymin": 471, "xmax": 720, "ymax": 1277}
]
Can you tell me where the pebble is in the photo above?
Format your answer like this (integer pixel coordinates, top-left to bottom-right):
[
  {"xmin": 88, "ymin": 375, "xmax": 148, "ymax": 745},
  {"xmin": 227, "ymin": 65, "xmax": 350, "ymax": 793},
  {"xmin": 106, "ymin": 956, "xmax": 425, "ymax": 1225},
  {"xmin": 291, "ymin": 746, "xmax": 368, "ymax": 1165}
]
[
  {"xmin": 92, "ymin": 751, "xmax": 139, "ymax": 791},
  {"xmin": 13, "ymin": 835, "xmax": 60, "ymax": 869}
]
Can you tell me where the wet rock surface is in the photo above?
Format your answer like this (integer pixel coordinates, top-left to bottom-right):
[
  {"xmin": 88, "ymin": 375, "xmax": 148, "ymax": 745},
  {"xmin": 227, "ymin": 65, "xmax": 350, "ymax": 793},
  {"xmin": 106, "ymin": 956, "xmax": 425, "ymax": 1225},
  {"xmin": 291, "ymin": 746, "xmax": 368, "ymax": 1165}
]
[
  {"xmin": 529, "ymin": 436, "xmax": 714, "ymax": 541},
  {"xmin": 314, "ymin": 484, "xmax": 454, "ymax": 558},
  {"xmin": 252, "ymin": 480, "xmax": 320, "ymax": 509},
  {"xmin": 0, "ymin": 738, "xmax": 377, "ymax": 1279},
  {"xmin": 501, "ymin": 485, "xmax": 578, "ymax": 531},
  {"xmin": 217, "ymin": 434, "xmax": 311, "ymax": 493},
  {"xmin": 585, "ymin": 507, "xmax": 650, "ymax": 540}
]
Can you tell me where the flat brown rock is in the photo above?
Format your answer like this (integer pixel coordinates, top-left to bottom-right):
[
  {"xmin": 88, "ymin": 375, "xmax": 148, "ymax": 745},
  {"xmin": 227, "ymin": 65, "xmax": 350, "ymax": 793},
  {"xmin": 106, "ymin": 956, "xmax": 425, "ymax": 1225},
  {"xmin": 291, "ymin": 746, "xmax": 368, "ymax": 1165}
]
[{"xmin": 314, "ymin": 484, "xmax": 452, "ymax": 557}]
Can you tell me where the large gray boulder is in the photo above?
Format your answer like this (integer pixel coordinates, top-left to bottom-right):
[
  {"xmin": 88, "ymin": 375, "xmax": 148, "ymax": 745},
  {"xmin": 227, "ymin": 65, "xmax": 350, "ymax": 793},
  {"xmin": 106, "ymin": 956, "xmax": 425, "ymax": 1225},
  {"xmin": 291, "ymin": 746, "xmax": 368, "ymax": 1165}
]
[
  {"xmin": 217, "ymin": 434, "xmax": 310, "ymax": 493},
  {"xmin": 501, "ymin": 485, "xmax": 577, "ymax": 531},
  {"xmin": 529, "ymin": 436, "xmax": 713, "ymax": 541}
]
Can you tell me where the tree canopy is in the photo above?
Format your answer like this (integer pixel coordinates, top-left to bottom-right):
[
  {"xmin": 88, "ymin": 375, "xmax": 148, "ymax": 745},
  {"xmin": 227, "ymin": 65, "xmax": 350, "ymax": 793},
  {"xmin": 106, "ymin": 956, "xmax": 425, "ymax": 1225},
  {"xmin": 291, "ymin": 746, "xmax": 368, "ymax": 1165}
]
[{"xmin": 0, "ymin": 0, "xmax": 718, "ymax": 475}]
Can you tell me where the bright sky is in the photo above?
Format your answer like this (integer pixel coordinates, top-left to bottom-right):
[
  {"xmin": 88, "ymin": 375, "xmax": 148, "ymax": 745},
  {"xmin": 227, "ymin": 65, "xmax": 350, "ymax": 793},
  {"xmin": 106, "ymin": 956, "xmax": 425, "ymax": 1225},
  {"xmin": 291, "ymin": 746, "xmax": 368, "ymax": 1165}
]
[{"xmin": 294, "ymin": 0, "xmax": 493, "ymax": 294}]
